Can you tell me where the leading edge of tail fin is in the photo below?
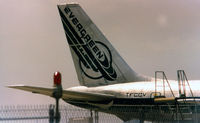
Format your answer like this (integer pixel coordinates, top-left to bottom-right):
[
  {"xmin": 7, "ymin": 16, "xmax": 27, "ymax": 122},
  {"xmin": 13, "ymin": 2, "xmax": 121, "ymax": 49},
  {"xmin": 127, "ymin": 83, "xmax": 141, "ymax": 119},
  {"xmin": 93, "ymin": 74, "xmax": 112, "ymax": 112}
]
[{"xmin": 58, "ymin": 4, "xmax": 151, "ymax": 87}]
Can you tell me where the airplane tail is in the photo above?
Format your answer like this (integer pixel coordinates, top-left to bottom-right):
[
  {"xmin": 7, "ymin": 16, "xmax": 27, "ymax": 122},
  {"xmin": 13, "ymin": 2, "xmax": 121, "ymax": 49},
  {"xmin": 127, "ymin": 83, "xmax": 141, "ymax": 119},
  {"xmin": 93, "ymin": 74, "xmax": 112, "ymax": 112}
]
[{"xmin": 58, "ymin": 4, "xmax": 151, "ymax": 87}]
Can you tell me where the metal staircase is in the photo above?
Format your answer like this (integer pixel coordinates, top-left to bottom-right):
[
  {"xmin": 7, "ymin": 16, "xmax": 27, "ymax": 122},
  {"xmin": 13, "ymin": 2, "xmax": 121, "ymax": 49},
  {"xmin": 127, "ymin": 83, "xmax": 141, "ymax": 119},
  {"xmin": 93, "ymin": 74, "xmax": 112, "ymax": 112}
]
[
  {"xmin": 154, "ymin": 70, "xmax": 197, "ymax": 122},
  {"xmin": 154, "ymin": 71, "xmax": 175, "ymax": 98},
  {"xmin": 177, "ymin": 70, "xmax": 194, "ymax": 99},
  {"xmin": 176, "ymin": 70, "xmax": 197, "ymax": 122}
]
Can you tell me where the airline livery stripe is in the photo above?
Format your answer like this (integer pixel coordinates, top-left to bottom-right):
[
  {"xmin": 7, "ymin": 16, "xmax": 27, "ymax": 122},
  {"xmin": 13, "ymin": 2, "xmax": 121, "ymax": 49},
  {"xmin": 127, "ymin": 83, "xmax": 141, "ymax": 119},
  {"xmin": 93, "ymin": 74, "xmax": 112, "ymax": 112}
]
[
  {"xmin": 63, "ymin": 22, "xmax": 95, "ymax": 70},
  {"xmin": 58, "ymin": 6, "xmax": 117, "ymax": 80},
  {"xmin": 58, "ymin": 8, "xmax": 99, "ymax": 72},
  {"xmin": 62, "ymin": 20, "xmax": 91, "ymax": 69},
  {"xmin": 66, "ymin": 35, "xmax": 95, "ymax": 69},
  {"xmin": 58, "ymin": 7, "xmax": 103, "ymax": 72},
  {"xmin": 58, "ymin": 8, "xmax": 98, "ymax": 71},
  {"xmin": 61, "ymin": 16, "xmax": 90, "ymax": 68}
]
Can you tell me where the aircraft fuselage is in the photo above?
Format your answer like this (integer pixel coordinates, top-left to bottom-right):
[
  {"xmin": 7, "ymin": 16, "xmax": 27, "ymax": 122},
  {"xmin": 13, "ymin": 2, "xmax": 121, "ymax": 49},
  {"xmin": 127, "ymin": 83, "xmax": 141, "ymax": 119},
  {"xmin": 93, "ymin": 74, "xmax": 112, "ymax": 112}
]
[
  {"xmin": 64, "ymin": 80, "xmax": 200, "ymax": 122},
  {"xmin": 66, "ymin": 80, "xmax": 200, "ymax": 99}
]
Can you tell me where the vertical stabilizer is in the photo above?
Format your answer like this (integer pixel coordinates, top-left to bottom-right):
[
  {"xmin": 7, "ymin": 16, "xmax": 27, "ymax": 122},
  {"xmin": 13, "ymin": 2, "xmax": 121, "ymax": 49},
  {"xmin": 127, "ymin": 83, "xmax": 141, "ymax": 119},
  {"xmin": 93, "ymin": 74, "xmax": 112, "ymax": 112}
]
[{"xmin": 58, "ymin": 4, "xmax": 150, "ymax": 87}]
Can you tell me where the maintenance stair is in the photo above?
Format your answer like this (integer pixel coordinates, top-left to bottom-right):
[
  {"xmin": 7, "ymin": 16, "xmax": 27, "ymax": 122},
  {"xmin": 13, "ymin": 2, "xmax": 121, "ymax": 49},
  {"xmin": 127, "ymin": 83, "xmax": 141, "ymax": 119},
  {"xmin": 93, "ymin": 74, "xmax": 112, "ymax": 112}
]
[{"xmin": 154, "ymin": 70, "xmax": 198, "ymax": 122}]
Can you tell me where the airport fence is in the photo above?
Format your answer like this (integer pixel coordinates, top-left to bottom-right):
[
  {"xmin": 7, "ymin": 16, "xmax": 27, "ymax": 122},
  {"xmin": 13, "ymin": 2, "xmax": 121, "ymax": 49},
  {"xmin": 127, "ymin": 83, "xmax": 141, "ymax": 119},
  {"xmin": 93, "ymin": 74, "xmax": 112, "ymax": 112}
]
[
  {"xmin": 1, "ymin": 104, "xmax": 200, "ymax": 123},
  {"xmin": 0, "ymin": 104, "xmax": 122, "ymax": 123}
]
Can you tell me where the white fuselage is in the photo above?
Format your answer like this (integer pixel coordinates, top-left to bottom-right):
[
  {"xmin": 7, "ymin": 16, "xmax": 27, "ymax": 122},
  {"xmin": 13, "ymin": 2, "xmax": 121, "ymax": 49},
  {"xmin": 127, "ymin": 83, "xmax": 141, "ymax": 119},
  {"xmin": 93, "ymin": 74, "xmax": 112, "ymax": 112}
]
[{"xmin": 66, "ymin": 80, "xmax": 200, "ymax": 99}]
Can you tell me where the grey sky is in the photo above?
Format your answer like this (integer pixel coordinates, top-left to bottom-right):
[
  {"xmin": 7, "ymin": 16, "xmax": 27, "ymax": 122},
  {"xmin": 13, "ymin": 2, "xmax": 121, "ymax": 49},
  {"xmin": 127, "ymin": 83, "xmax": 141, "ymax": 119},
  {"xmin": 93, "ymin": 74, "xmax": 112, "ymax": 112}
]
[{"xmin": 1, "ymin": 0, "xmax": 200, "ymax": 104}]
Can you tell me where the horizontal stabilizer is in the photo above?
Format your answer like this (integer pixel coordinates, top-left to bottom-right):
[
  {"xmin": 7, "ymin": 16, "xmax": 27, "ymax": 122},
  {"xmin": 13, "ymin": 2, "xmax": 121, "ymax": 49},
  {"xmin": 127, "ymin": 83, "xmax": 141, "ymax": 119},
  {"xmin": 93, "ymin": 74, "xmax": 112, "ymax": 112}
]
[
  {"xmin": 62, "ymin": 89, "xmax": 115, "ymax": 102},
  {"xmin": 8, "ymin": 85, "xmax": 115, "ymax": 102},
  {"xmin": 8, "ymin": 85, "xmax": 53, "ymax": 97}
]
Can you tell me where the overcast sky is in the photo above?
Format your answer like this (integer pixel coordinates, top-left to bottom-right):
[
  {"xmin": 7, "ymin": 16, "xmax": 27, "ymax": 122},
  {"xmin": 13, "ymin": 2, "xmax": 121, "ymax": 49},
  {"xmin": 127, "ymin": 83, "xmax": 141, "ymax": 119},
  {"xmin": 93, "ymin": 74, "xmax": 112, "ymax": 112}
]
[{"xmin": 1, "ymin": 0, "xmax": 200, "ymax": 105}]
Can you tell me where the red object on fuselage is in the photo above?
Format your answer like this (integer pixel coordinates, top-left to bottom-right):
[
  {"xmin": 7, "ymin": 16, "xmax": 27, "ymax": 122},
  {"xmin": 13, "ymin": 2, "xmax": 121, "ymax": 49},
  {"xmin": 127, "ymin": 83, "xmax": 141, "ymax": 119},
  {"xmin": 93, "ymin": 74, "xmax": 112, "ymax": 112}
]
[{"xmin": 54, "ymin": 71, "xmax": 61, "ymax": 86}]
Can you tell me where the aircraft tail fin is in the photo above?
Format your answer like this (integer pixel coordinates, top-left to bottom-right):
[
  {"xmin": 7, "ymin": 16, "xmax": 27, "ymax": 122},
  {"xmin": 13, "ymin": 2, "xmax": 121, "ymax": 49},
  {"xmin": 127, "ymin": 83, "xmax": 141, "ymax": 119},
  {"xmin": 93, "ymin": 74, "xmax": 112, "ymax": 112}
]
[{"xmin": 58, "ymin": 4, "xmax": 151, "ymax": 87}]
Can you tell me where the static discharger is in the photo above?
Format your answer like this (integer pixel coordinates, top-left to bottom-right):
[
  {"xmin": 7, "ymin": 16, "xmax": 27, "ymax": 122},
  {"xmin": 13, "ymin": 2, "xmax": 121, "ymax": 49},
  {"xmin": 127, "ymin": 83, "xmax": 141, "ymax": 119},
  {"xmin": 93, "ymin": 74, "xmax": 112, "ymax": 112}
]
[{"xmin": 54, "ymin": 71, "xmax": 62, "ymax": 86}]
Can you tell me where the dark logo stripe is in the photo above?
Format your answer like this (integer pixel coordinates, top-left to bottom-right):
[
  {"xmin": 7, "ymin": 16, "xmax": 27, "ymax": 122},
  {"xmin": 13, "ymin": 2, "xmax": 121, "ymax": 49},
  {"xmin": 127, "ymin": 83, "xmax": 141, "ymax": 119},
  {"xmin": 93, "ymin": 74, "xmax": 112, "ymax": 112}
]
[{"xmin": 58, "ymin": 6, "xmax": 117, "ymax": 81}]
